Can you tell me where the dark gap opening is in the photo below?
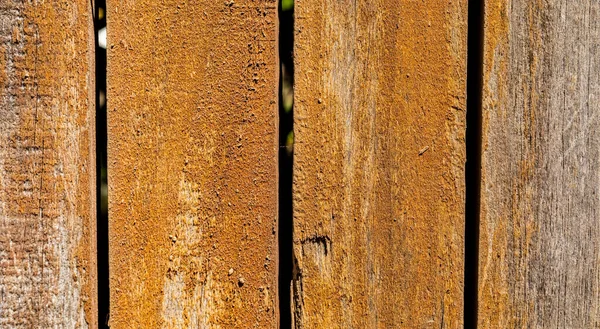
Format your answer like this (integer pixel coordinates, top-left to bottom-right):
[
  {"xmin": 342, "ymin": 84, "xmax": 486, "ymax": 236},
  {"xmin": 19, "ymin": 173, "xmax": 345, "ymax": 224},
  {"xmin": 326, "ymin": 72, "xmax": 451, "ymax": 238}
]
[
  {"xmin": 465, "ymin": 0, "xmax": 484, "ymax": 328},
  {"xmin": 278, "ymin": 0, "xmax": 294, "ymax": 328},
  {"xmin": 93, "ymin": 0, "xmax": 109, "ymax": 327}
]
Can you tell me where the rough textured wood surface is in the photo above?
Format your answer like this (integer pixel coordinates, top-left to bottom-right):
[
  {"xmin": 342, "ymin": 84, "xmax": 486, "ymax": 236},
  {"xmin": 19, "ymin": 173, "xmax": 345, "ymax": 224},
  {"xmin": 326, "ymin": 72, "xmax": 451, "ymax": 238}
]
[
  {"xmin": 107, "ymin": 1, "xmax": 278, "ymax": 327},
  {"xmin": 292, "ymin": 1, "xmax": 467, "ymax": 327},
  {"xmin": 479, "ymin": 1, "xmax": 600, "ymax": 327},
  {"xmin": 0, "ymin": 1, "xmax": 96, "ymax": 328}
]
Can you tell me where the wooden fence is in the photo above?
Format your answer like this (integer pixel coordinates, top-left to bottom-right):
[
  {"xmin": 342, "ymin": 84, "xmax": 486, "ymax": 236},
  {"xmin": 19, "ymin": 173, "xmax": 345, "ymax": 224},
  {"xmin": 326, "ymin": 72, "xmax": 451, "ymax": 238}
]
[{"xmin": 0, "ymin": 0, "xmax": 598, "ymax": 328}]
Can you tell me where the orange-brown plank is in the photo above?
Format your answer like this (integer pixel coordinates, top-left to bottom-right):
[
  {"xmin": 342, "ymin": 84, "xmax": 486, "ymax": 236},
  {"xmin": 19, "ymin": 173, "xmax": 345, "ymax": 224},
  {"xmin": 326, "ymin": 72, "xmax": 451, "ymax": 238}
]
[
  {"xmin": 107, "ymin": 1, "xmax": 279, "ymax": 327},
  {"xmin": 0, "ymin": 1, "xmax": 97, "ymax": 328},
  {"xmin": 479, "ymin": 1, "xmax": 600, "ymax": 327},
  {"xmin": 292, "ymin": 1, "xmax": 467, "ymax": 327}
]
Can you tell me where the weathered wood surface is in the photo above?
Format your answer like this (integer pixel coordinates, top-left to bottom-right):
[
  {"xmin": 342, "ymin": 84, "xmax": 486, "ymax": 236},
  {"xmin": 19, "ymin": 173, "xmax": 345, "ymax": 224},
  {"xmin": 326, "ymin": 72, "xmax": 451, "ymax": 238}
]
[
  {"xmin": 0, "ymin": 1, "xmax": 96, "ymax": 328},
  {"xmin": 479, "ymin": 1, "xmax": 600, "ymax": 327},
  {"xmin": 292, "ymin": 1, "xmax": 467, "ymax": 327},
  {"xmin": 107, "ymin": 0, "xmax": 279, "ymax": 327}
]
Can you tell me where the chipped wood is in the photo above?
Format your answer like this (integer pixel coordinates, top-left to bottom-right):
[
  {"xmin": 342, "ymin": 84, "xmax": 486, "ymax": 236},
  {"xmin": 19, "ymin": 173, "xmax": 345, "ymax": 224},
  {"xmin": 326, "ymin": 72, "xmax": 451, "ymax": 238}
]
[{"xmin": 292, "ymin": 1, "xmax": 467, "ymax": 327}]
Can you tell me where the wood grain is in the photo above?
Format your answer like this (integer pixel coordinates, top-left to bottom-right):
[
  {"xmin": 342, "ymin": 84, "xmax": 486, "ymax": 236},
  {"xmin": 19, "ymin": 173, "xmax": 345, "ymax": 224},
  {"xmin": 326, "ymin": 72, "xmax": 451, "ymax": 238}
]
[
  {"xmin": 292, "ymin": 1, "xmax": 467, "ymax": 327},
  {"xmin": 479, "ymin": 1, "xmax": 600, "ymax": 327},
  {"xmin": 0, "ymin": 1, "xmax": 96, "ymax": 328},
  {"xmin": 107, "ymin": 1, "xmax": 279, "ymax": 327}
]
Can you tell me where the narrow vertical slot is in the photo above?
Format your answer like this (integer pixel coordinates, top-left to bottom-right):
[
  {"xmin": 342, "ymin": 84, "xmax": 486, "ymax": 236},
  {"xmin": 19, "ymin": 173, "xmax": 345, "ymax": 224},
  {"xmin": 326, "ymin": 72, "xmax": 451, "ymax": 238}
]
[
  {"xmin": 93, "ymin": 1, "xmax": 109, "ymax": 328},
  {"xmin": 278, "ymin": 0, "xmax": 294, "ymax": 328},
  {"xmin": 464, "ymin": 0, "xmax": 484, "ymax": 328}
]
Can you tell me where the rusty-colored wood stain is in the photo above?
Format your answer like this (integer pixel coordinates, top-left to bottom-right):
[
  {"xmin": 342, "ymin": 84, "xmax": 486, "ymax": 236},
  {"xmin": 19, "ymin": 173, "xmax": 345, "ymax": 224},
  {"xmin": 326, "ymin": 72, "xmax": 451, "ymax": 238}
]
[
  {"xmin": 292, "ymin": 1, "xmax": 467, "ymax": 327},
  {"xmin": 107, "ymin": 0, "xmax": 279, "ymax": 327}
]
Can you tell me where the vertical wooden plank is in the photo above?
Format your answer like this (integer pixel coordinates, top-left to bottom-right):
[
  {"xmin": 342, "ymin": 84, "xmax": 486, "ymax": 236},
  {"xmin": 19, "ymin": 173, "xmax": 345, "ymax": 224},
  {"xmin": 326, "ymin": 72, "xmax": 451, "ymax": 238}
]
[
  {"xmin": 0, "ymin": 1, "xmax": 97, "ymax": 328},
  {"xmin": 479, "ymin": 1, "xmax": 600, "ymax": 327},
  {"xmin": 107, "ymin": 1, "xmax": 278, "ymax": 327},
  {"xmin": 293, "ymin": 1, "xmax": 467, "ymax": 327}
]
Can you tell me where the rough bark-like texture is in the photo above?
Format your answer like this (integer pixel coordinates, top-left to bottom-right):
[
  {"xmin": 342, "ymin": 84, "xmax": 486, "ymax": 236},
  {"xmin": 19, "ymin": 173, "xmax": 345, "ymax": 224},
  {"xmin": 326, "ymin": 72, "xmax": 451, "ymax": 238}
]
[
  {"xmin": 293, "ymin": 1, "xmax": 467, "ymax": 328},
  {"xmin": 107, "ymin": 1, "xmax": 278, "ymax": 328},
  {"xmin": 0, "ymin": 1, "xmax": 96, "ymax": 328},
  {"xmin": 479, "ymin": 1, "xmax": 600, "ymax": 327}
]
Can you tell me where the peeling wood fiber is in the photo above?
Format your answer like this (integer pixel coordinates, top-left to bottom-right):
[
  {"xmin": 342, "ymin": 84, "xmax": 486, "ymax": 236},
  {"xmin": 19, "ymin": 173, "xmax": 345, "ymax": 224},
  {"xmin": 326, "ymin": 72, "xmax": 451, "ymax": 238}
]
[
  {"xmin": 292, "ymin": 1, "xmax": 467, "ymax": 328},
  {"xmin": 0, "ymin": 1, "xmax": 97, "ymax": 328},
  {"xmin": 479, "ymin": 1, "xmax": 600, "ymax": 327},
  {"xmin": 107, "ymin": 0, "xmax": 279, "ymax": 328}
]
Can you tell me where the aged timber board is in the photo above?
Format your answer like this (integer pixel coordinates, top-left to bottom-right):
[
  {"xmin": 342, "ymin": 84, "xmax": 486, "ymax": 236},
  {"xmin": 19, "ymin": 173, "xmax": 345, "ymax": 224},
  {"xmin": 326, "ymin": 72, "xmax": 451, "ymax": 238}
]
[
  {"xmin": 479, "ymin": 0, "xmax": 600, "ymax": 327},
  {"xmin": 0, "ymin": 1, "xmax": 97, "ymax": 328},
  {"xmin": 293, "ymin": 1, "xmax": 467, "ymax": 328},
  {"xmin": 107, "ymin": 0, "xmax": 279, "ymax": 327}
]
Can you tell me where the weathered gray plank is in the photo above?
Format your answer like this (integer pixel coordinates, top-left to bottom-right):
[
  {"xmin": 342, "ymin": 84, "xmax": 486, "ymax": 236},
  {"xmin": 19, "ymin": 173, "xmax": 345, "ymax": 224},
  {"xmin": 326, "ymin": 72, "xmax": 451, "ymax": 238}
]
[
  {"xmin": 479, "ymin": 1, "xmax": 600, "ymax": 327},
  {"xmin": 0, "ymin": 1, "xmax": 97, "ymax": 328},
  {"xmin": 293, "ymin": 1, "xmax": 467, "ymax": 327}
]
